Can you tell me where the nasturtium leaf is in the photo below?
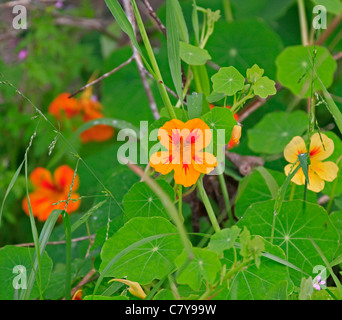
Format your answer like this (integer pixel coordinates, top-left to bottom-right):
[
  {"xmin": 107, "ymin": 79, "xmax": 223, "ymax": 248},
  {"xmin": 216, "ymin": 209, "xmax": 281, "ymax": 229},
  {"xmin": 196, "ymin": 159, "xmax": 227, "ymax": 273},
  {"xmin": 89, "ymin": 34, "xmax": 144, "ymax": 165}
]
[
  {"xmin": 235, "ymin": 169, "xmax": 317, "ymax": 219},
  {"xmin": 201, "ymin": 107, "xmax": 237, "ymax": 145},
  {"xmin": 208, "ymin": 226, "xmax": 241, "ymax": 253},
  {"xmin": 174, "ymin": 248, "xmax": 221, "ymax": 290},
  {"xmin": 276, "ymin": 45, "xmax": 337, "ymax": 98},
  {"xmin": 217, "ymin": 239, "xmax": 290, "ymax": 300},
  {"xmin": 247, "ymin": 110, "xmax": 308, "ymax": 154},
  {"xmin": 329, "ymin": 211, "xmax": 342, "ymax": 256},
  {"xmin": 87, "ymin": 166, "xmax": 139, "ymax": 231},
  {"xmin": 246, "ymin": 64, "xmax": 264, "ymax": 83},
  {"xmin": 264, "ymin": 280, "xmax": 288, "ymax": 300},
  {"xmin": 206, "ymin": 91, "xmax": 226, "ymax": 104},
  {"xmin": 207, "ymin": 20, "xmax": 283, "ymax": 79},
  {"xmin": 312, "ymin": 0, "xmax": 342, "ymax": 14},
  {"xmin": 211, "ymin": 66, "xmax": 245, "ymax": 96},
  {"xmin": 237, "ymin": 200, "xmax": 339, "ymax": 285},
  {"xmin": 180, "ymin": 42, "xmax": 211, "ymax": 66},
  {"xmin": 100, "ymin": 217, "xmax": 184, "ymax": 284},
  {"xmin": 253, "ymin": 76, "xmax": 277, "ymax": 99},
  {"xmin": 0, "ymin": 246, "xmax": 53, "ymax": 300},
  {"xmin": 123, "ymin": 180, "xmax": 175, "ymax": 219}
]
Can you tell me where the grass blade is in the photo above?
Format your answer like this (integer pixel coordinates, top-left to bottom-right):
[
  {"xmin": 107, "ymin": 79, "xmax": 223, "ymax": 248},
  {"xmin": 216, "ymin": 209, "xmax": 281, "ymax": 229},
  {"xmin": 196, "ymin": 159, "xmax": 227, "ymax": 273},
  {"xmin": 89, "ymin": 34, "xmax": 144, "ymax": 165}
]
[
  {"xmin": 256, "ymin": 167, "xmax": 279, "ymax": 199},
  {"xmin": 166, "ymin": 0, "xmax": 183, "ymax": 104},
  {"xmin": 0, "ymin": 160, "xmax": 24, "ymax": 227}
]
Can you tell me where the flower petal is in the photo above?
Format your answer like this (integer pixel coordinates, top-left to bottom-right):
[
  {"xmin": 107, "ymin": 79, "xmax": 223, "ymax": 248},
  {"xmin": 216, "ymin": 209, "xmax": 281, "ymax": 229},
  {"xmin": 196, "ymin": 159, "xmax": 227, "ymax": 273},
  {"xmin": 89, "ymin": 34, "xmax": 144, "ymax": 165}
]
[
  {"xmin": 284, "ymin": 163, "xmax": 305, "ymax": 186},
  {"xmin": 158, "ymin": 119, "xmax": 185, "ymax": 149},
  {"xmin": 310, "ymin": 133, "xmax": 334, "ymax": 161},
  {"xmin": 53, "ymin": 165, "xmax": 79, "ymax": 192},
  {"xmin": 192, "ymin": 152, "xmax": 217, "ymax": 174},
  {"xmin": 173, "ymin": 163, "xmax": 201, "ymax": 187},
  {"xmin": 22, "ymin": 191, "xmax": 56, "ymax": 221},
  {"xmin": 149, "ymin": 151, "xmax": 175, "ymax": 175},
  {"xmin": 310, "ymin": 160, "xmax": 339, "ymax": 182},
  {"xmin": 284, "ymin": 136, "xmax": 307, "ymax": 163},
  {"xmin": 30, "ymin": 167, "xmax": 55, "ymax": 190},
  {"xmin": 184, "ymin": 118, "xmax": 212, "ymax": 150},
  {"xmin": 48, "ymin": 93, "xmax": 81, "ymax": 119},
  {"xmin": 307, "ymin": 168, "xmax": 325, "ymax": 193}
]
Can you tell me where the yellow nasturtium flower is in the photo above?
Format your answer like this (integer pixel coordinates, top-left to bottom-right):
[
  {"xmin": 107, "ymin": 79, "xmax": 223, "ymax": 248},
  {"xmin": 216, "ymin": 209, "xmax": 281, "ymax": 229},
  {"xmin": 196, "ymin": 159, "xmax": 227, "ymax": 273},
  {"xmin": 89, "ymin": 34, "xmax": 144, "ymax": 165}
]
[
  {"xmin": 149, "ymin": 119, "xmax": 217, "ymax": 187},
  {"xmin": 109, "ymin": 279, "xmax": 146, "ymax": 299},
  {"xmin": 284, "ymin": 133, "xmax": 339, "ymax": 192}
]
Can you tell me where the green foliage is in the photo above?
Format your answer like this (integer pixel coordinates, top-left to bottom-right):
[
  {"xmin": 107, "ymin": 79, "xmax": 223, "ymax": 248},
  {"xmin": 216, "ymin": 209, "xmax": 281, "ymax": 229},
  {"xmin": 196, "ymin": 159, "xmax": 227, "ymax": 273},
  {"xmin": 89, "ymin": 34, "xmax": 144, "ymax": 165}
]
[
  {"xmin": 100, "ymin": 217, "xmax": 184, "ymax": 284},
  {"xmin": 248, "ymin": 111, "xmax": 308, "ymax": 154},
  {"xmin": 276, "ymin": 45, "xmax": 337, "ymax": 97}
]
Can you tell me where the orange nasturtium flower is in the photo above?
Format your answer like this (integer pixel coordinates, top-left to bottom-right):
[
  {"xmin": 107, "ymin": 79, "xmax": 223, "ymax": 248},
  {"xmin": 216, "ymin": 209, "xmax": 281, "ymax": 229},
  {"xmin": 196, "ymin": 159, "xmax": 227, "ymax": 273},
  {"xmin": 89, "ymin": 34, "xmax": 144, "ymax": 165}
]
[
  {"xmin": 78, "ymin": 88, "xmax": 115, "ymax": 143},
  {"xmin": 22, "ymin": 165, "xmax": 80, "ymax": 221},
  {"xmin": 284, "ymin": 133, "xmax": 339, "ymax": 192},
  {"xmin": 48, "ymin": 87, "xmax": 114, "ymax": 143},
  {"xmin": 48, "ymin": 93, "xmax": 81, "ymax": 120},
  {"xmin": 149, "ymin": 119, "xmax": 217, "ymax": 187}
]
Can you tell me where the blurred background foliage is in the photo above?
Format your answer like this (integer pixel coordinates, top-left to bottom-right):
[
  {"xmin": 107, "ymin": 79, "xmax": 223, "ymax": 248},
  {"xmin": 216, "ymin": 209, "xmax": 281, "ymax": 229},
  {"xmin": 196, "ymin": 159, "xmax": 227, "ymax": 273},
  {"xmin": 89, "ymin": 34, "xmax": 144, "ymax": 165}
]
[{"xmin": 0, "ymin": 0, "xmax": 341, "ymax": 298}]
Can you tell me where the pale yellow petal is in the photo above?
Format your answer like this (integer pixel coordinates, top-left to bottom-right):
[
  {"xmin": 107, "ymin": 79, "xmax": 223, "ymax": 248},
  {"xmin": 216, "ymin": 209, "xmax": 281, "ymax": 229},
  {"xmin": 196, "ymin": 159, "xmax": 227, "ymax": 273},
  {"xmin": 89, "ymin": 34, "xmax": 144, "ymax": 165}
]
[
  {"xmin": 310, "ymin": 160, "xmax": 339, "ymax": 182},
  {"xmin": 284, "ymin": 136, "xmax": 307, "ymax": 163},
  {"xmin": 309, "ymin": 133, "xmax": 334, "ymax": 161},
  {"xmin": 307, "ymin": 168, "xmax": 325, "ymax": 193},
  {"xmin": 284, "ymin": 163, "xmax": 305, "ymax": 186}
]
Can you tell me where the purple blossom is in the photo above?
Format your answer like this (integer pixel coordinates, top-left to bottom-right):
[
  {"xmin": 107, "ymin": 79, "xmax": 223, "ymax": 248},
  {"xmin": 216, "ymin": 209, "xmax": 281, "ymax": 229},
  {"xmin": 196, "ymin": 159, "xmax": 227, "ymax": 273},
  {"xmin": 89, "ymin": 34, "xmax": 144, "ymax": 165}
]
[
  {"xmin": 18, "ymin": 49, "xmax": 28, "ymax": 60},
  {"xmin": 55, "ymin": 1, "xmax": 63, "ymax": 8},
  {"xmin": 313, "ymin": 276, "xmax": 326, "ymax": 291}
]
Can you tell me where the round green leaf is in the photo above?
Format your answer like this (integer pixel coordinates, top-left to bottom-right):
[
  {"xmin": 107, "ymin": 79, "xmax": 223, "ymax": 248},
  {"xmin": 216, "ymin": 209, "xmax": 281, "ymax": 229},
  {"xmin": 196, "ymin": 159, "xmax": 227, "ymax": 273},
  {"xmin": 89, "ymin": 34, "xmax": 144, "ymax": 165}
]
[
  {"xmin": 235, "ymin": 169, "xmax": 317, "ymax": 218},
  {"xmin": 237, "ymin": 200, "xmax": 339, "ymax": 285},
  {"xmin": 0, "ymin": 246, "xmax": 53, "ymax": 300},
  {"xmin": 247, "ymin": 110, "xmax": 308, "ymax": 154},
  {"xmin": 100, "ymin": 217, "xmax": 184, "ymax": 284},
  {"xmin": 208, "ymin": 226, "xmax": 241, "ymax": 253},
  {"xmin": 312, "ymin": 0, "xmax": 342, "ymax": 14},
  {"xmin": 174, "ymin": 248, "xmax": 221, "ymax": 290},
  {"xmin": 276, "ymin": 45, "xmax": 337, "ymax": 98},
  {"xmin": 180, "ymin": 42, "xmax": 211, "ymax": 66},
  {"xmin": 201, "ymin": 107, "xmax": 237, "ymax": 145},
  {"xmin": 217, "ymin": 239, "xmax": 290, "ymax": 300},
  {"xmin": 253, "ymin": 76, "xmax": 277, "ymax": 98},
  {"xmin": 123, "ymin": 180, "xmax": 175, "ymax": 219},
  {"xmin": 211, "ymin": 66, "xmax": 245, "ymax": 96},
  {"xmin": 207, "ymin": 20, "xmax": 283, "ymax": 79}
]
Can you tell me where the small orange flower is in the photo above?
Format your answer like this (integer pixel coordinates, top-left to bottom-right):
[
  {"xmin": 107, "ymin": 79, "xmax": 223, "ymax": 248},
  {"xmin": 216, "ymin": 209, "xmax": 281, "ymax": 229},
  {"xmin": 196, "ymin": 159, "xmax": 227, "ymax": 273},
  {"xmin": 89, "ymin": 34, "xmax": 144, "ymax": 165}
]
[
  {"xmin": 79, "ymin": 90, "xmax": 114, "ymax": 143},
  {"xmin": 149, "ymin": 119, "xmax": 217, "ymax": 187},
  {"xmin": 72, "ymin": 289, "xmax": 83, "ymax": 300},
  {"xmin": 284, "ymin": 133, "xmax": 339, "ymax": 192},
  {"xmin": 48, "ymin": 93, "xmax": 81, "ymax": 120},
  {"xmin": 22, "ymin": 165, "xmax": 80, "ymax": 221},
  {"xmin": 228, "ymin": 124, "xmax": 242, "ymax": 149},
  {"xmin": 48, "ymin": 87, "xmax": 114, "ymax": 144}
]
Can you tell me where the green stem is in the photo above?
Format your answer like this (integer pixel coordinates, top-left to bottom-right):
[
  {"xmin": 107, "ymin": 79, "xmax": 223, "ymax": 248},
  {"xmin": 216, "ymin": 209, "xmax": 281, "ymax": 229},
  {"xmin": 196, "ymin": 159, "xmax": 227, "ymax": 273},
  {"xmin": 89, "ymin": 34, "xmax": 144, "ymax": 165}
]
[
  {"xmin": 178, "ymin": 184, "xmax": 184, "ymax": 223},
  {"xmin": 218, "ymin": 173, "xmax": 234, "ymax": 226},
  {"xmin": 297, "ymin": 0, "xmax": 309, "ymax": 46},
  {"xmin": 222, "ymin": 258, "xmax": 251, "ymax": 283},
  {"xmin": 62, "ymin": 211, "xmax": 72, "ymax": 300},
  {"xmin": 197, "ymin": 177, "xmax": 220, "ymax": 233},
  {"xmin": 231, "ymin": 92, "xmax": 254, "ymax": 112},
  {"xmin": 223, "ymin": 0, "xmax": 233, "ymax": 22},
  {"xmin": 131, "ymin": 0, "xmax": 176, "ymax": 119},
  {"xmin": 289, "ymin": 182, "xmax": 296, "ymax": 201}
]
